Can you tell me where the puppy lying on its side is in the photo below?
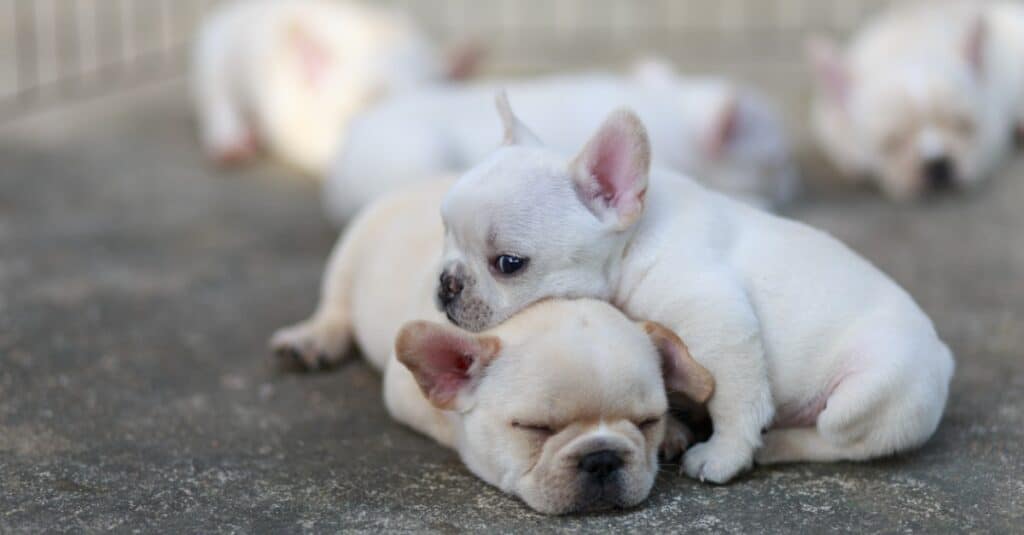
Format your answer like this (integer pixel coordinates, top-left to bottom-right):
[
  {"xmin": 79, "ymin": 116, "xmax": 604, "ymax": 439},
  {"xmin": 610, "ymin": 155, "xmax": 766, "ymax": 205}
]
[
  {"xmin": 435, "ymin": 97, "xmax": 954, "ymax": 484},
  {"xmin": 192, "ymin": 0, "xmax": 456, "ymax": 175},
  {"xmin": 270, "ymin": 178, "xmax": 714, "ymax": 514},
  {"xmin": 809, "ymin": 1, "xmax": 1024, "ymax": 199},
  {"xmin": 323, "ymin": 62, "xmax": 797, "ymax": 224}
]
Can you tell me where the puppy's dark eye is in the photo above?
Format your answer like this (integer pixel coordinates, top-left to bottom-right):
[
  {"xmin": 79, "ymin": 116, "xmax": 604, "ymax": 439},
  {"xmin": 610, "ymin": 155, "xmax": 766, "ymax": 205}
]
[
  {"xmin": 493, "ymin": 254, "xmax": 528, "ymax": 275},
  {"xmin": 638, "ymin": 417, "xmax": 662, "ymax": 430},
  {"xmin": 511, "ymin": 421, "xmax": 553, "ymax": 435}
]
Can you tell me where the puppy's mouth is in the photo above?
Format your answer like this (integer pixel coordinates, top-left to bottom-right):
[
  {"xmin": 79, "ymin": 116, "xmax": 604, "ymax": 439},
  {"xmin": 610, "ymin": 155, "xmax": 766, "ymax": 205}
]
[
  {"xmin": 438, "ymin": 297, "xmax": 495, "ymax": 332},
  {"xmin": 569, "ymin": 480, "xmax": 631, "ymax": 514}
]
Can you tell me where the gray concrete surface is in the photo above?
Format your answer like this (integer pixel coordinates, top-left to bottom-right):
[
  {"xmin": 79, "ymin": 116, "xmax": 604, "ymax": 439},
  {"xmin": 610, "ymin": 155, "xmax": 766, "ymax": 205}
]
[{"xmin": 0, "ymin": 80, "xmax": 1022, "ymax": 532}]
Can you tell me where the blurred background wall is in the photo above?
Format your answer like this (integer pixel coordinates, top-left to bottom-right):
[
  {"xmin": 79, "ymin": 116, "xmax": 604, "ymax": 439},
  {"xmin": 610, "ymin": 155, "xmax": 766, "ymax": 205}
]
[{"xmin": 0, "ymin": 0, "xmax": 897, "ymax": 123}]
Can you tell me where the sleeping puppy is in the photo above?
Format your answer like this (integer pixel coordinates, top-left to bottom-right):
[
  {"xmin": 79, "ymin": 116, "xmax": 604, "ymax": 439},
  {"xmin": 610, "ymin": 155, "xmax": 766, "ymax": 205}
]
[
  {"xmin": 192, "ymin": 0, "xmax": 454, "ymax": 175},
  {"xmin": 270, "ymin": 178, "xmax": 714, "ymax": 514},
  {"xmin": 809, "ymin": 1, "xmax": 1024, "ymax": 200},
  {"xmin": 434, "ymin": 97, "xmax": 955, "ymax": 484},
  {"xmin": 323, "ymin": 61, "xmax": 797, "ymax": 224}
]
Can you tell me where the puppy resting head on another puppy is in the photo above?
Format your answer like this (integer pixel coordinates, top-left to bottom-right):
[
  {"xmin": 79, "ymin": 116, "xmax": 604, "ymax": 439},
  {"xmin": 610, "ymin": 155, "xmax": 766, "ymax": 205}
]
[
  {"xmin": 396, "ymin": 299, "xmax": 713, "ymax": 514},
  {"xmin": 438, "ymin": 93, "xmax": 651, "ymax": 332}
]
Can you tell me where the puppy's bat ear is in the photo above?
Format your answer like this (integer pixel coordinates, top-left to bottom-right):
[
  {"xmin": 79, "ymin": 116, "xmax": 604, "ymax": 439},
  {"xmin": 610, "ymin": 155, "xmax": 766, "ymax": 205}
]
[
  {"xmin": 704, "ymin": 92, "xmax": 740, "ymax": 160},
  {"xmin": 571, "ymin": 109, "xmax": 651, "ymax": 230},
  {"xmin": 495, "ymin": 90, "xmax": 542, "ymax": 147},
  {"xmin": 964, "ymin": 13, "xmax": 988, "ymax": 77},
  {"xmin": 395, "ymin": 321, "xmax": 502, "ymax": 411},
  {"xmin": 288, "ymin": 22, "xmax": 332, "ymax": 89},
  {"xmin": 806, "ymin": 36, "xmax": 850, "ymax": 106},
  {"xmin": 642, "ymin": 322, "xmax": 714, "ymax": 404}
]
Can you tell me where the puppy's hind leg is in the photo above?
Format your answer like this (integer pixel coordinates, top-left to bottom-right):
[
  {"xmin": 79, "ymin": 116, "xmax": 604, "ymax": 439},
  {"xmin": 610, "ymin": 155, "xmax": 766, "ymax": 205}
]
[
  {"xmin": 197, "ymin": 85, "xmax": 257, "ymax": 165},
  {"xmin": 193, "ymin": 31, "xmax": 257, "ymax": 165},
  {"xmin": 270, "ymin": 229, "xmax": 361, "ymax": 370},
  {"xmin": 757, "ymin": 331, "xmax": 952, "ymax": 465}
]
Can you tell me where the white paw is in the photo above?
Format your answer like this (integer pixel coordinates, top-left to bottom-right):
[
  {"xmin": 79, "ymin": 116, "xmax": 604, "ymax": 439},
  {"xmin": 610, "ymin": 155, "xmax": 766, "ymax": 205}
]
[
  {"xmin": 269, "ymin": 318, "xmax": 349, "ymax": 371},
  {"xmin": 682, "ymin": 437, "xmax": 752, "ymax": 484},
  {"xmin": 659, "ymin": 418, "xmax": 695, "ymax": 460}
]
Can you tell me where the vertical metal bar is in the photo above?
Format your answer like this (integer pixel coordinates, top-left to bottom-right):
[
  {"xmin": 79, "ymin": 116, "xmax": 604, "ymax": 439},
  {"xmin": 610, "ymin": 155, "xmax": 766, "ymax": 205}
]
[
  {"xmin": 77, "ymin": 0, "xmax": 98, "ymax": 81},
  {"xmin": 56, "ymin": 0, "xmax": 80, "ymax": 95},
  {"xmin": 11, "ymin": 1, "xmax": 27, "ymax": 96},
  {"xmin": 14, "ymin": 0, "xmax": 38, "ymax": 100},
  {"xmin": 120, "ymin": 0, "xmax": 135, "ymax": 66},
  {"xmin": 554, "ymin": 0, "xmax": 577, "ymax": 50},
  {"xmin": 36, "ymin": 0, "xmax": 57, "ymax": 89},
  {"xmin": 499, "ymin": 0, "xmax": 519, "ymax": 68},
  {"xmin": 776, "ymin": 0, "xmax": 803, "ymax": 32},
  {"xmin": 160, "ymin": 0, "xmax": 172, "ymax": 66}
]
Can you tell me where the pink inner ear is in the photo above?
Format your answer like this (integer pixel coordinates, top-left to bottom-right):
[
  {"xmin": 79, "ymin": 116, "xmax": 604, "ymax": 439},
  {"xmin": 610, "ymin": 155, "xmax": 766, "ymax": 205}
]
[
  {"xmin": 706, "ymin": 101, "xmax": 739, "ymax": 160},
  {"xmin": 964, "ymin": 16, "xmax": 987, "ymax": 77},
  {"xmin": 809, "ymin": 40, "xmax": 850, "ymax": 105},
  {"xmin": 290, "ymin": 28, "xmax": 332, "ymax": 88},
  {"xmin": 587, "ymin": 127, "xmax": 640, "ymax": 207},
  {"xmin": 416, "ymin": 331, "xmax": 479, "ymax": 407}
]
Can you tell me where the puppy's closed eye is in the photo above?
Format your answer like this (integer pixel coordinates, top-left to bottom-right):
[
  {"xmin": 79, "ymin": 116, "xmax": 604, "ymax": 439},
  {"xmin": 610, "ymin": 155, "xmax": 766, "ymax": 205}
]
[
  {"xmin": 637, "ymin": 416, "xmax": 662, "ymax": 431},
  {"xmin": 511, "ymin": 420, "xmax": 554, "ymax": 436}
]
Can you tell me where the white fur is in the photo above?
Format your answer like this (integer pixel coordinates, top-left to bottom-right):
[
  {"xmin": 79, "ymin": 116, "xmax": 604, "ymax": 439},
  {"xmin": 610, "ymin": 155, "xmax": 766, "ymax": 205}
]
[
  {"xmin": 271, "ymin": 178, "xmax": 714, "ymax": 514},
  {"xmin": 324, "ymin": 64, "xmax": 797, "ymax": 224},
  {"xmin": 810, "ymin": 0, "xmax": 1024, "ymax": 199},
  {"xmin": 438, "ymin": 107, "xmax": 955, "ymax": 484},
  {"xmin": 192, "ymin": 0, "xmax": 443, "ymax": 175}
]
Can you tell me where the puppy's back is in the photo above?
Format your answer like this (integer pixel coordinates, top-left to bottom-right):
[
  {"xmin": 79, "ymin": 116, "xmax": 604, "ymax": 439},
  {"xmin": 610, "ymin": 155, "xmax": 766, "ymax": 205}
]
[{"xmin": 342, "ymin": 178, "xmax": 455, "ymax": 365}]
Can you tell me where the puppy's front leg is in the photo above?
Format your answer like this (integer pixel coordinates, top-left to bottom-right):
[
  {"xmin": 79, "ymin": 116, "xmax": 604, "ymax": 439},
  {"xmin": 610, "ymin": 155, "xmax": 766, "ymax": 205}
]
[
  {"xmin": 270, "ymin": 233, "xmax": 355, "ymax": 370},
  {"xmin": 670, "ymin": 283, "xmax": 774, "ymax": 484}
]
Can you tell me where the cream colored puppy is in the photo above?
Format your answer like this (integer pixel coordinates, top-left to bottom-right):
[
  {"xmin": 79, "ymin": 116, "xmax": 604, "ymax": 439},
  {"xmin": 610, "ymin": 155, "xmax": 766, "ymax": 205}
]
[
  {"xmin": 323, "ymin": 62, "xmax": 797, "ymax": 224},
  {"xmin": 435, "ymin": 99, "xmax": 955, "ymax": 484},
  {"xmin": 270, "ymin": 179, "xmax": 714, "ymax": 514},
  {"xmin": 809, "ymin": 1, "xmax": 1024, "ymax": 199},
  {"xmin": 192, "ymin": 0, "xmax": 446, "ymax": 175}
]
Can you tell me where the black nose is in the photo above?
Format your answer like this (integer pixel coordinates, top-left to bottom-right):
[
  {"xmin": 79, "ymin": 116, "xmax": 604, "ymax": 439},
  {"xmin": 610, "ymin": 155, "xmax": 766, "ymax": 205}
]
[
  {"xmin": 437, "ymin": 271, "xmax": 463, "ymax": 306},
  {"xmin": 578, "ymin": 450, "xmax": 624, "ymax": 480},
  {"xmin": 924, "ymin": 157, "xmax": 953, "ymax": 190}
]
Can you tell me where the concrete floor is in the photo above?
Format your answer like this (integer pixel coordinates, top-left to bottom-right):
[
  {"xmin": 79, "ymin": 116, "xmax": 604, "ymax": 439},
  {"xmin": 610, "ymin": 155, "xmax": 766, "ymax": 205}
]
[{"xmin": 0, "ymin": 80, "xmax": 1022, "ymax": 532}]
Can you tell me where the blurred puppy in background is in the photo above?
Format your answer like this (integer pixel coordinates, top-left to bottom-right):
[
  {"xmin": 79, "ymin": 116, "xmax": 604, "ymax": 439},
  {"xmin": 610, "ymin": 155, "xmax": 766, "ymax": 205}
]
[
  {"xmin": 809, "ymin": 1, "xmax": 1024, "ymax": 200},
  {"xmin": 270, "ymin": 178, "xmax": 714, "ymax": 514},
  {"xmin": 192, "ymin": 0, "xmax": 475, "ymax": 175},
  {"xmin": 323, "ymin": 60, "xmax": 798, "ymax": 224}
]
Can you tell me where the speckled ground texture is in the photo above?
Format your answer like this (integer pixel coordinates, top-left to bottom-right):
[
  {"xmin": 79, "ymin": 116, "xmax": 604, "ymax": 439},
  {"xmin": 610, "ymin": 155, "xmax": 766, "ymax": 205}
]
[{"xmin": 1, "ymin": 79, "xmax": 1022, "ymax": 532}]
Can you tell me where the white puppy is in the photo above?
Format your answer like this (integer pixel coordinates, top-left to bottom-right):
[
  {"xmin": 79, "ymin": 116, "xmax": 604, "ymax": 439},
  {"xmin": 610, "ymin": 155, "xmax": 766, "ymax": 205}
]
[
  {"xmin": 192, "ymin": 0, "xmax": 448, "ymax": 175},
  {"xmin": 323, "ymin": 62, "xmax": 798, "ymax": 224},
  {"xmin": 435, "ymin": 98, "xmax": 955, "ymax": 484},
  {"xmin": 270, "ymin": 178, "xmax": 714, "ymax": 514},
  {"xmin": 809, "ymin": 0, "xmax": 1024, "ymax": 199}
]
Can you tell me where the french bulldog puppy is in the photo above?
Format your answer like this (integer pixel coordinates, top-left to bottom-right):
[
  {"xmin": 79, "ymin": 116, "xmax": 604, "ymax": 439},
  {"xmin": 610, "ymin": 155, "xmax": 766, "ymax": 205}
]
[
  {"xmin": 809, "ymin": 1, "xmax": 1024, "ymax": 200},
  {"xmin": 323, "ymin": 61, "xmax": 797, "ymax": 224},
  {"xmin": 192, "ymin": 0, "xmax": 455, "ymax": 175},
  {"xmin": 270, "ymin": 178, "xmax": 714, "ymax": 514},
  {"xmin": 435, "ymin": 97, "xmax": 955, "ymax": 484}
]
